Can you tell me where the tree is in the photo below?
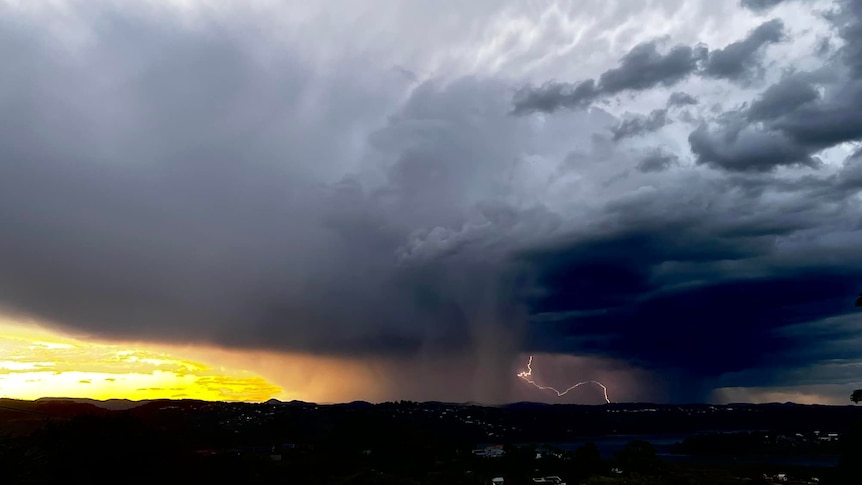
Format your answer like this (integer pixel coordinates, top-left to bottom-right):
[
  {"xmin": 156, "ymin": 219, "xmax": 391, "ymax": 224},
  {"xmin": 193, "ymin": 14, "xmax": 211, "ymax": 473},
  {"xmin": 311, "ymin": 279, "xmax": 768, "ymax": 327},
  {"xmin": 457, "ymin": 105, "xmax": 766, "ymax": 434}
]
[
  {"xmin": 573, "ymin": 442, "xmax": 605, "ymax": 477},
  {"xmin": 614, "ymin": 440, "xmax": 661, "ymax": 474},
  {"xmin": 836, "ymin": 419, "xmax": 862, "ymax": 483}
]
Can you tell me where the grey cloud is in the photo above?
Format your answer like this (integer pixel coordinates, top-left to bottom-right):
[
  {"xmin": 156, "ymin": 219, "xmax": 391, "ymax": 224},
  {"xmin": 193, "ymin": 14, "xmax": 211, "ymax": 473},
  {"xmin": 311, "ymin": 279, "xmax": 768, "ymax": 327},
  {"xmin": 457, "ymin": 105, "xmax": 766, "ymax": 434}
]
[
  {"xmin": 435, "ymin": 1, "xmax": 862, "ymax": 400},
  {"xmin": 667, "ymin": 91, "xmax": 699, "ymax": 108},
  {"xmin": 4, "ymin": 0, "xmax": 862, "ymax": 403},
  {"xmin": 838, "ymin": 149, "xmax": 862, "ymax": 192},
  {"xmin": 513, "ymin": 19, "xmax": 785, "ymax": 114},
  {"xmin": 722, "ymin": 149, "xmax": 862, "ymax": 205},
  {"xmin": 836, "ymin": 0, "xmax": 862, "ymax": 77},
  {"xmin": 512, "ymin": 79, "xmax": 598, "ymax": 114},
  {"xmin": 747, "ymin": 75, "xmax": 820, "ymax": 121},
  {"xmin": 0, "ymin": 4, "xmax": 642, "ymax": 405},
  {"xmin": 611, "ymin": 109, "xmax": 670, "ymax": 141},
  {"xmin": 0, "ymin": 6, "xmax": 545, "ymax": 373},
  {"xmin": 636, "ymin": 149, "xmax": 679, "ymax": 172},
  {"xmin": 815, "ymin": 36, "xmax": 833, "ymax": 57},
  {"xmin": 512, "ymin": 41, "xmax": 705, "ymax": 114},
  {"xmin": 688, "ymin": 4, "xmax": 862, "ymax": 173},
  {"xmin": 598, "ymin": 42, "xmax": 707, "ymax": 93},
  {"xmin": 768, "ymin": 84, "xmax": 862, "ymax": 147},
  {"xmin": 689, "ymin": 122, "xmax": 817, "ymax": 171},
  {"xmin": 520, "ymin": 164, "xmax": 862, "ymax": 397},
  {"xmin": 703, "ymin": 19, "xmax": 785, "ymax": 81},
  {"xmin": 691, "ymin": 76, "xmax": 862, "ymax": 172},
  {"xmin": 739, "ymin": 0, "xmax": 795, "ymax": 12}
]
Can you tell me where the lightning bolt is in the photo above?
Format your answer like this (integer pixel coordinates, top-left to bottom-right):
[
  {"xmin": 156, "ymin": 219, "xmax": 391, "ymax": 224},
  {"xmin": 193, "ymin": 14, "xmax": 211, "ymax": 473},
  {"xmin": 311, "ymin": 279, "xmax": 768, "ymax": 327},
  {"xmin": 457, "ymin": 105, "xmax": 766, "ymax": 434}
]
[{"xmin": 516, "ymin": 355, "xmax": 611, "ymax": 404}]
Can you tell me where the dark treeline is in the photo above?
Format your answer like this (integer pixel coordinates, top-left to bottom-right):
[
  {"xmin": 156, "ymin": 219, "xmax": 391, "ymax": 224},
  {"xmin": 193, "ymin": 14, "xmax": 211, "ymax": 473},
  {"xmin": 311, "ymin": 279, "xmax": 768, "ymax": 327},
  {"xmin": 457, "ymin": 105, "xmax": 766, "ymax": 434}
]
[{"xmin": 2, "ymin": 399, "xmax": 862, "ymax": 484}]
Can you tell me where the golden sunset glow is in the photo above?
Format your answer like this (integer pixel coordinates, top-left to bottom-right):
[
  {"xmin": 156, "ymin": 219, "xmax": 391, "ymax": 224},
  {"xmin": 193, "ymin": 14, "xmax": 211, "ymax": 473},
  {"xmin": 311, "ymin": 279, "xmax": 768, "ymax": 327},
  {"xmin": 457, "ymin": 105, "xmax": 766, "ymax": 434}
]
[
  {"xmin": 0, "ymin": 319, "xmax": 281, "ymax": 401},
  {"xmin": 0, "ymin": 317, "xmax": 396, "ymax": 404}
]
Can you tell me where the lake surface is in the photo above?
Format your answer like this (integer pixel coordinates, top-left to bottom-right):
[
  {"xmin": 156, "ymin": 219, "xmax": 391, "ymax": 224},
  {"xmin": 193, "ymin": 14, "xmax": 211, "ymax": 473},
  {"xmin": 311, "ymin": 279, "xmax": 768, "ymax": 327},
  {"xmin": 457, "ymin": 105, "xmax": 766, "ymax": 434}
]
[{"xmin": 534, "ymin": 433, "xmax": 840, "ymax": 467}]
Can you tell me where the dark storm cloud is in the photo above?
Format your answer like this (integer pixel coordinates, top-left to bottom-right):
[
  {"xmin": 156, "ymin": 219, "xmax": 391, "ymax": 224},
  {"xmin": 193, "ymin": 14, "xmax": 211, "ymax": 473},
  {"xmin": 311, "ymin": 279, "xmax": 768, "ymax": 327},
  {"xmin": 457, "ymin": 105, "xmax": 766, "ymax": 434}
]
[
  {"xmin": 703, "ymin": 19, "xmax": 785, "ymax": 81},
  {"xmin": 684, "ymin": 2, "xmax": 862, "ymax": 173},
  {"xmin": 688, "ymin": 122, "xmax": 818, "ymax": 171},
  {"xmin": 740, "ymin": 0, "xmax": 795, "ymax": 12},
  {"xmin": 690, "ymin": 85, "xmax": 862, "ymax": 166},
  {"xmin": 4, "ymin": 0, "xmax": 862, "ymax": 404},
  {"xmin": 509, "ymin": 1, "xmax": 862, "ymax": 400},
  {"xmin": 636, "ymin": 149, "xmax": 679, "ymax": 172},
  {"xmin": 746, "ymin": 75, "xmax": 820, "ymax": 121},
  {"xmin": 513, "ymin": 42, "xmax": 705, "ymax": 114},
  {"xmin": 611, "ymin": 109, "xmax": 670, "ymax": 141},
  {"xmin": 519, "ymin": 169, "xmax": 862, "ymax": 390},
  {"xmin": 514, "ymin": 0, "xmax": 862, "ymax": 394},
  {"xmin": 0, "ymin": 6, "xmax": 541, "ymax": 371},
  {"xmin": 666, "ymin": 91, "xmax": 699, "ymax": 108},
  {"xmin": 597, "ymin": 42, "xmax": 707, "ymax": 94},
  {"xmin": 512, "ymin": 79, "xmax": 599, "ymax": 114},
  {"xmin": 513, "ymin": 19, "xmax": 785, "ymax": 114},
  {"xmin": 835, "ymin": 0, "xmax": 862, "ymax": 76},
  {"xmin": 690, "ymin": 72, "xmax": 862, "ymax": 171},
  {"xmin": 774, "ymin": 80, "xmax": 862, "ymax": 146}
]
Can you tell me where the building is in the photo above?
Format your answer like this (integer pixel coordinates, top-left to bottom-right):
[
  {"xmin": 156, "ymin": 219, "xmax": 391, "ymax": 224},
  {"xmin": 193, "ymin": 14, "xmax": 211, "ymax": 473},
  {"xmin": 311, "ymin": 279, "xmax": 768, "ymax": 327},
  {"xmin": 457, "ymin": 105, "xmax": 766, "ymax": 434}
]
[
  {"xmin": 532, "ymin": 476, "xmax": 565, "ymax": 484},
  {"xmin": 472, "ymin": 445, "xmax": 505, "ymax": 457}
]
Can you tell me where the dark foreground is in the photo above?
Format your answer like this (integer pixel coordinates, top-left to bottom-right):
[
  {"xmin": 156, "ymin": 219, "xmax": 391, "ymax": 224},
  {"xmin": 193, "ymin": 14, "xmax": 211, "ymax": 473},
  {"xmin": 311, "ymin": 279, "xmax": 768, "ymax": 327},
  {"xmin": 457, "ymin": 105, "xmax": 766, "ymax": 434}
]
[{"xmin": 2, "ymin": 398, "xmax": 862, "ymax": 484}]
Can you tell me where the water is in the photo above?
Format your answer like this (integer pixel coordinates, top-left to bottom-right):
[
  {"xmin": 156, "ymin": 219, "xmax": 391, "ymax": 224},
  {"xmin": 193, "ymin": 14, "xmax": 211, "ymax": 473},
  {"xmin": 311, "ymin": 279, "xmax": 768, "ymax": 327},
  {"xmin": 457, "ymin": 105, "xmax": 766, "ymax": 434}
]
[
  {"xmin": 541, "ymin": 433, "xmax": 687, "ymax": 456},
  {"xmin": 535, "ymin": 433, "xmax": 839, "ymax": 468}
]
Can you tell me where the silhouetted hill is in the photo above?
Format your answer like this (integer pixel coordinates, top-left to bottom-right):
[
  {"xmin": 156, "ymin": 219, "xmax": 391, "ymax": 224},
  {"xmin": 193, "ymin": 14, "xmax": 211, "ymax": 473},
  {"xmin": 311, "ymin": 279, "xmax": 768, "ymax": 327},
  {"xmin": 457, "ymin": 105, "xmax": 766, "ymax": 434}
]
[
  {"xmin": 336, "ymin": 401, "xmax": 373, "ymax": 408},
  {"xmin": 1, "ymin": 397, "xmax": 105, "ymax": 416},
  {"xmin": 36, "ymin": 397, "xmax": 149, "ymax": 411},
  {"xmin": 502, "ymin": 401, "xmax": 554, "ymax": 410},
  {"xmin": 3, "ymin": 397, "xmax": 862, "ymax": 484},
  {"xmin": 0, "ymin": 398, "xmax": 111, "ymax": 436},
  {"xmin": 5, "ymin": 398, "xmax": 862, "ymax": 438}
]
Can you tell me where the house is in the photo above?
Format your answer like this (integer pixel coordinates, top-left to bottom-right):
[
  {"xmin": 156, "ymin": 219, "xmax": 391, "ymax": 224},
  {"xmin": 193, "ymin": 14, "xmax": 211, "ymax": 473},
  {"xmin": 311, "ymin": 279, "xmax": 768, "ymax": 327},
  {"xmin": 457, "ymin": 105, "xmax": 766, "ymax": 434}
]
[
  {"xmin": 532, "ymin": 476, "xmax": 565, "ymax": 484},
  {"xmin": 472, "ymin": 445, "xmax": 506, "ymax": 457}
]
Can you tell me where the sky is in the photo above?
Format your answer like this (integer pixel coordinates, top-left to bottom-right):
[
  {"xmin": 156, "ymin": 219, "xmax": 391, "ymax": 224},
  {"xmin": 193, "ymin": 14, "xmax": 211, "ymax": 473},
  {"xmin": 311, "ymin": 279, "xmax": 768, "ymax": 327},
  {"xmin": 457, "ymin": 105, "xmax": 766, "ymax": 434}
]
[{"xmin": 0, "ymin": 0, "xmax": 861, "ymax": 405}]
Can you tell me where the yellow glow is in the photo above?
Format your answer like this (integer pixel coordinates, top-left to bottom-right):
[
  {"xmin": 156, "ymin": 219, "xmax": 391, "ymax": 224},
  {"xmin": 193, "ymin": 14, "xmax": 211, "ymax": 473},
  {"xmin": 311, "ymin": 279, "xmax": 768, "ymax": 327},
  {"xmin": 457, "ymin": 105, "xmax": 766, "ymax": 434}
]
[
  {"xmin": 0, "ymin": 316, "xmax": 392, "ymax": 404},
  {"xmin": 0, "ymin": 319, "xmax": 281, "ymax": 401}
]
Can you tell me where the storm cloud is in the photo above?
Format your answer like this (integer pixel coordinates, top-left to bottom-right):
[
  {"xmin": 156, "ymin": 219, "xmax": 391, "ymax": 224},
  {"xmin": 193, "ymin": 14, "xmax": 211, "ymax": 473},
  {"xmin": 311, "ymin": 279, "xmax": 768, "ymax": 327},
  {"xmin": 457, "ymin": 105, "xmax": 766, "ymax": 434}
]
[
  {"xmin": 667, "ymin": 92, "xmax": 699, "ymax": 108},
  {"xmin": 598, "ymin": 43, "xmax": 707, "ymax": 94},
  {"xmin": 636, "ymin": 149, "xmax": 680, "ymax": 172},
  {"xmin": 741, "ymin": 0, "xmax": 790, "ymax": 10},
  {"xmin": 1, "ymin": 0, "xmax": 862, "ymax": 403},
  {"xmin": 611, "ymin": 109, "xmax": 671, "ymax": 141},
  {"xmin": 513, "ymin": 42, "xmax": 707, "ymax": 114},
  {"xmin": 740, "ymin": 0, "xmax": 809, "ymax": 12},
  {"xmin": 702, "ymin": 18, "xmax": 786, "ymax": 81},
  {"xmin": 512, "ymin": 18, "xmax": 785, "ymax": 114}
]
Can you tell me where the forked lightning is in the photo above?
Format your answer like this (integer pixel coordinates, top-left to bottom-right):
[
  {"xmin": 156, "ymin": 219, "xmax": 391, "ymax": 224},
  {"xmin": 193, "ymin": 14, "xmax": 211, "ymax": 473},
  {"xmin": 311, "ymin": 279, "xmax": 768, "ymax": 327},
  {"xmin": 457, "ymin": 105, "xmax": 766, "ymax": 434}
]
[{"xmin": 516, "ymin": 355, "xmax": 611, "ymax": 403}]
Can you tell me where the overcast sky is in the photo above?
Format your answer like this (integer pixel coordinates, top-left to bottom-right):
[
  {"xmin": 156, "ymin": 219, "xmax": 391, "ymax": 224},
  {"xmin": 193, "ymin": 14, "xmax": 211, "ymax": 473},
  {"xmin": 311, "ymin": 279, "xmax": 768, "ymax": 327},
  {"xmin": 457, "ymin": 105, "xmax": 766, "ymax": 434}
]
[{"xmin": 1, "ymin": 0, "xmax": 861, "ymax": 404}]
